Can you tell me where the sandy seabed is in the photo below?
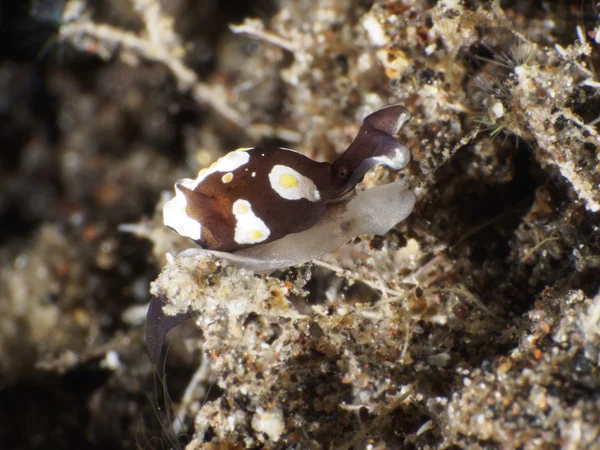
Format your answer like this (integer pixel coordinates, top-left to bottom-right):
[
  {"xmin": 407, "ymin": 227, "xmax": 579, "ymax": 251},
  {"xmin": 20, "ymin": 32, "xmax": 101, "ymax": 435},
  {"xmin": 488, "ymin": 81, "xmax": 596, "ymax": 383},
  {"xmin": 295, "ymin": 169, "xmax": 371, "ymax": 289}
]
[{"xmin": 1, "ymin": 1, "xmax": 599, "ymax": 449}]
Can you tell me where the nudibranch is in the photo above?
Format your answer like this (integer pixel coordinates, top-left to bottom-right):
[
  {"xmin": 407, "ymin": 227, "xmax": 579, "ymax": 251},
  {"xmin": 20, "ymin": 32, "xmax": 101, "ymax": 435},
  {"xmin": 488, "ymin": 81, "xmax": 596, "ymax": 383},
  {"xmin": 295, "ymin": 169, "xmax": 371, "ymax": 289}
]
[
  {"xmin": 162, "ymin": 105, "xmax": 413, "ymax": 252},
  {"xmin": 147, "ymin": 105, "xmax": 416, "ymax": 363}
]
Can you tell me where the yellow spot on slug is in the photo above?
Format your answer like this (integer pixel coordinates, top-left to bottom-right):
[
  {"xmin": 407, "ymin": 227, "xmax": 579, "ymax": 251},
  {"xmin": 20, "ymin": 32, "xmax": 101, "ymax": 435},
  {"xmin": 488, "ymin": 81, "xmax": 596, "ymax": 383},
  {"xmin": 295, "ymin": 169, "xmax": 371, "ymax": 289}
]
[
  {"xmin": 235, "ymin": 202, "xmax": 249, "ymax": 214},
  {"xmin": 247, "ymin": 230, "xmax": 263, "ymax": 241},
  {"xmin": 232, "ymin": 199, "xmax": 270, "ymax": 244},
  {"xmin": 222, "ymin": 172, "xmax": 233, "ymax": 183},
  {"xmin": 279, "ymin": 174, "xmax": 299, "ymax": 188}
]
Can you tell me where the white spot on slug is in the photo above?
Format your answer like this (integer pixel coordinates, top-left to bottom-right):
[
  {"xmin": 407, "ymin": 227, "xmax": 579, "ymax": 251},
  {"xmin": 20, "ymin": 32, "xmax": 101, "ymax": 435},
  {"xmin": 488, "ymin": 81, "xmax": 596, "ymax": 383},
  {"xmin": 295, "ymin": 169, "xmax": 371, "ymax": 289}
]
[
  {"xmin": 232, "ymin": 199, "xmax": 270, "ymax": 244},
  {"xmin": 163, "ymin": 183, "xmax": 202, "ymax": 241},
  {"xmin": 372, "ymin": 144, "xmax": 410, "ymax": 170},
  {"xmin": 222, "ymin": 172, "xmax": 233, "ymax": 183},
  {"xmin": 268, "ymin": 165, "xmax": 320, "ymax": 202},
  {"xmin": 189, "ymin": 149, "xmax": 251, "ymax": 189}
]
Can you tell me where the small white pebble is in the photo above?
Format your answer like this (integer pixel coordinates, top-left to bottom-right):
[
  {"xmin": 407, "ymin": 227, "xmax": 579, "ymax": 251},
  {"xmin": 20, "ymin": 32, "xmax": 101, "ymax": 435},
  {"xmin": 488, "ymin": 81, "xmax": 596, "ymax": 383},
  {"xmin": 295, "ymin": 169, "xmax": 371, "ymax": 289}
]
[
  {"xmin": 416, "ymin": 420, "xmax": 434, "ymax": 436},
  {"xmin": 362, "ymin": 15, "xmax": 388, "ymax": 46},
  {"xmin": 100, "ymin": 350, "xmax": 121, "ymax": 370},
  {"xmin": 425, "ymin": 43, "xmax": 437, "ymax": 55},
  {"xmin": 489, "ymin": 99, "xmax": 505, "ymax": 120},
  {"xmin": 252, "ymin": 407, "xmax": 285, "ymax": 442},
  {"xmin": 427, "ymin": 352, "xmax": 451, "ymax": 367},
  {"xmin": 121, "ymin": 304, "xmax": 149, "ymax": 326},
  {"xmin": 357, "ymin": 52, "xmax": 373, "ymax": 72}
]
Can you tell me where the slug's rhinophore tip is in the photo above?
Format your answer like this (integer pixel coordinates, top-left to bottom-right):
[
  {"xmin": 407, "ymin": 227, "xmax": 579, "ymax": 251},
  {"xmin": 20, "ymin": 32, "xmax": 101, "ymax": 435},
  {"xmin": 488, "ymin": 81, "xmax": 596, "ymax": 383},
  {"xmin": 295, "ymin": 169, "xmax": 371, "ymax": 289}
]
[
  {"xmin": 331, "ymin": 105, "xmax": 412, "ymax": 196},
  {"xmin": 365, "ymin": 105, "xmax": 412, "ymax": 136}
]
